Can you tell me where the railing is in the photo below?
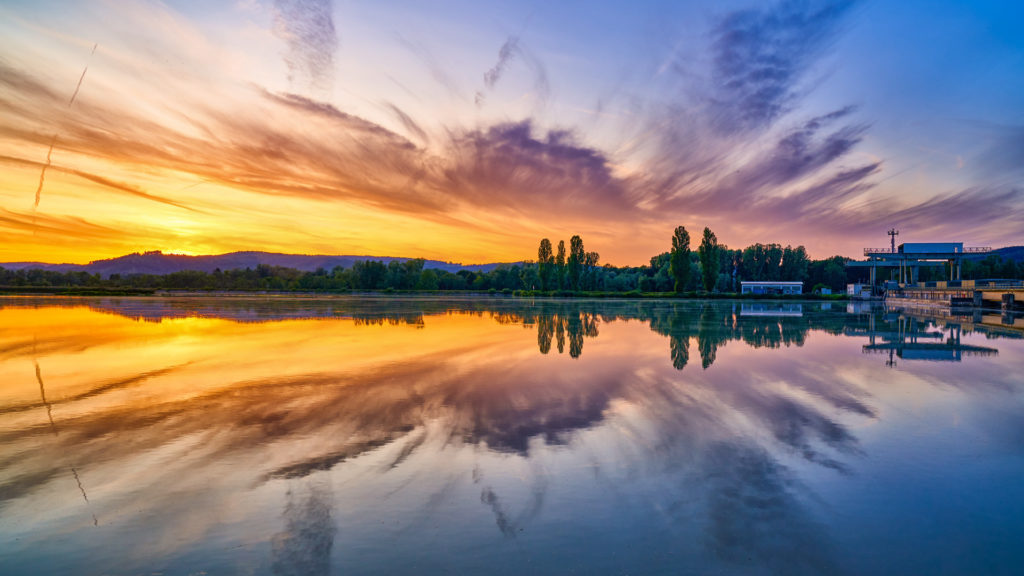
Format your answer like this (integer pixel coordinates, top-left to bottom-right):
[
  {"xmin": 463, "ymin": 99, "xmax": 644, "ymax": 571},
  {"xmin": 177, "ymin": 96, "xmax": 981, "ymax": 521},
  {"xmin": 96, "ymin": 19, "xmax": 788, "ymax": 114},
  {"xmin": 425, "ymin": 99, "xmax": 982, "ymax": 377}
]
[
  {"xmin": 865, "ymin": 246, "xmax": 991, "ymax": 255},
  {"xmin": 976, "ymin": 280, "xmax": 1024, "ymax": 289}
]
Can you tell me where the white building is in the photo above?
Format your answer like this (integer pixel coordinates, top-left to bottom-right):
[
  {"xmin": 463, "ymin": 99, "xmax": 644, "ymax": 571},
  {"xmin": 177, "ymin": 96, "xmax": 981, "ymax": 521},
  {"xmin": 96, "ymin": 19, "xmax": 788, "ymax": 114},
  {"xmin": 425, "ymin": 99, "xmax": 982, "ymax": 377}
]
[
  {"xmin": 740, "ymin": 281, "xmax": 803, "ymax": 295},
  {"xmin": 846, "ymin": 283, "xmax": 871, "ymax": 299}
]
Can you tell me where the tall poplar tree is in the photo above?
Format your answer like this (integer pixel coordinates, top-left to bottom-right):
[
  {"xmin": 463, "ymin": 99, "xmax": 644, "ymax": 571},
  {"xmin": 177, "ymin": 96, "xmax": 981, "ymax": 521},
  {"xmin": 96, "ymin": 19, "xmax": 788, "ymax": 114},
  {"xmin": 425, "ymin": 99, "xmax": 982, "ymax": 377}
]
[
  {"xmin": 584, "ymin": 251, "xmax": 600, "ymax": 290},
  {"xmin": 568, "ymin": 235, "xmax": 584, "ymax": 290},
  {"xmin": 699, "ymin": 227, "xmax": 720, "ymax": 292},
  {"xmin": 556, "ymin": 240, "xmax": 567, "ymax": 289},
  {"xmin": 670, "ymin": 226, "xmax": 691, "ymax": 292},
  {"xmin": 538, "ymin": 238, "xmax": 554, "ymax": 290}
]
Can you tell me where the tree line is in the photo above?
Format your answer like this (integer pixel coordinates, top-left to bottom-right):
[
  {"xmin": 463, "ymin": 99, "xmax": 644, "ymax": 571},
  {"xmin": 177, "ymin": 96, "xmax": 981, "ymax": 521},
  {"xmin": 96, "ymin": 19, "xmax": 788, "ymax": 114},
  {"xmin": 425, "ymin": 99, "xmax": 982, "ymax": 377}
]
[
  {"xmin": 530, "ymin": 227, "xmax": 833, "ymax": 293},
  {"xmin": 3, "ymin": 228, "xmax": 1022, "ymax": 294}
]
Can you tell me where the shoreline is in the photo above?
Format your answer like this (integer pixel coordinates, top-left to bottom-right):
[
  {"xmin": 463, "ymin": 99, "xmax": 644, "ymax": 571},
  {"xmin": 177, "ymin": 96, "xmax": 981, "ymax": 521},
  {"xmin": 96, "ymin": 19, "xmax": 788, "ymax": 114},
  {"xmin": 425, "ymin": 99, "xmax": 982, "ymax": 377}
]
[{"xmin": 0, "ymin": 287, "xmax": 850, "ymax": 301}]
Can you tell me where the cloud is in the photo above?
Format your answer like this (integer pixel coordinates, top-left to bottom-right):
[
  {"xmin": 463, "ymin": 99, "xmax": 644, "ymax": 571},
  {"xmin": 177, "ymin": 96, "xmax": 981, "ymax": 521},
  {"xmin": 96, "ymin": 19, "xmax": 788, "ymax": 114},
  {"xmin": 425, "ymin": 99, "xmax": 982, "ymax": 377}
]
[
  {"xmin": 0, "ymin": 208, "xmax": 125, "ymax": 243},
  {"xmin": 708, "ymin": 0, "xmax": 857, "ymax": 134},
  {"xmin": 273, "ymin": 0, "xmax": 338, "ymax": 94},
  {"xmin": 476, "ymin": 36, "xmax": 550, "ymax": 108},
  {"xmin": 484, "ymin": 37, "xmax": 519, "ymax": 90},
  {"xmin": 886, "ymin": 186, "xmax": 1024, "ymax": 237},
  {"xmin": 1, "ymin": 154, "xmax": 198, "ymax": 212},
  {"xmin": 2, "ymin": 0, "xmax": 1022, "ymax": 261},
  {"xmin": 270, "ymin": 484, "xmax": 336, "ymax": 576},
  {"xmin": 442, "ymin": 121, "xmax": 636, "ymax": 217},
  {"xmin": 700, "ymin": 442, "xmax": 842, "ymax": 573},
  {"xmin": 690, "ymin": 107, "xmax": 872, "ymax": 209},
  {"xmin": 384, "ymin": 101, "xmax": 429, "ymax": 145}
]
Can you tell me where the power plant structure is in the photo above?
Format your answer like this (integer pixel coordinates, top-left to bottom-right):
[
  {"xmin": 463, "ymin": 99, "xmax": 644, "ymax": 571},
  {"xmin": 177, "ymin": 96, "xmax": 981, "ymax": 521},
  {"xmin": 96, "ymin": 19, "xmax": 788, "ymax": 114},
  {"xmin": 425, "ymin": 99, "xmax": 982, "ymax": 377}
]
[{"xmin": 845, "ymin": 230, "xmax": 1022, "ymax": 318}]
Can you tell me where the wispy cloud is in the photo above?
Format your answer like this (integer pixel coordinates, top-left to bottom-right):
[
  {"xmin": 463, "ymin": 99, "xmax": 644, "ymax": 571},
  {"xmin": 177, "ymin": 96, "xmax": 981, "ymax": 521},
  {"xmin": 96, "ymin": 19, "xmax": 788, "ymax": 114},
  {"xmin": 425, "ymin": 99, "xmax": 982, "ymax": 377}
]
[
  {"xmin": 3, "ymin": 154, "xmax": 198, "ymax": 212},
  {"xmin": 476, "ymin": 36, "xmax": 550, "ymax": 108},
  {"xmin": 0, "ymin": 208, "xmax": 124, "ymax": 242},
  {"xmin": 1, "ymin": 0, "xmax": 1021, "ymax": 262},
  {"xmin": 273, "ymin": 0, "xmax": 338, "ymax": 94},
  {"xmin": 384, "ymin": 101, "xmax": 430, "ymax": 145},
  {"xmin": 442, "ymin": 121, "xmax": 633, "ymax": 217},
  {"xmin": 708, "ymin": 0, "xmax": 857, "ymax": 134},
  {"xmin": 484, "ymin": 37, "xmax": 519, "ymax": 90}
]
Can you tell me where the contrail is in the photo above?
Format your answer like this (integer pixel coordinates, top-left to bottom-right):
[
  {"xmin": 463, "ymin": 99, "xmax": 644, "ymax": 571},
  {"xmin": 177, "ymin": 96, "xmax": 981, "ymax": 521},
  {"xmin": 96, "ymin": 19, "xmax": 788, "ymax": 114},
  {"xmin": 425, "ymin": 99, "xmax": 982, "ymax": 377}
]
[
  {"xmin": 37, "ymin": 357, "xmax": 99, "ymax": 526},
  {"xmin": 35, "ymin": 359, "xmax": 58, "ymax": 435},
  {"xmin": 34, "ymin": 135, "xmax": 57, "ymax": 211},
  {"xmin": 72, "ymin": 467, "xmax": 99, "ymax": 526},
  {"xmin": 68, "ymin": 43, "xmax": 98, "ymax": 106},
  {"xmin": 33, "ymin": 43, "xmax": 97, "ymax": 215}
]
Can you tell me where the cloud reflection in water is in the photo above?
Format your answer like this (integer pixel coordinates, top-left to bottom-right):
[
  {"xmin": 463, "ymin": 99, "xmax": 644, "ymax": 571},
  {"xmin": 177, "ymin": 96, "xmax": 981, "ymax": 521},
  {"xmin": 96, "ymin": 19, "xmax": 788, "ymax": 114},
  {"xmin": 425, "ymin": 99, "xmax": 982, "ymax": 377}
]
[{"xmin": 0, "ymin": 297, "xmax": 1020, "ymax": 574}]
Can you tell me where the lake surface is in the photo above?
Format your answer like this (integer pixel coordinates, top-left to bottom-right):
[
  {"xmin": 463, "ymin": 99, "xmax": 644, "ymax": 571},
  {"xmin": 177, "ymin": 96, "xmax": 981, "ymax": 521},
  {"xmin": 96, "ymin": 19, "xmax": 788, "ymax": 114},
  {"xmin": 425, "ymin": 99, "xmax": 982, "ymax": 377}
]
[{"xmin": 1, "ymin": 296, "xmax": 1023, "ymax": 575}]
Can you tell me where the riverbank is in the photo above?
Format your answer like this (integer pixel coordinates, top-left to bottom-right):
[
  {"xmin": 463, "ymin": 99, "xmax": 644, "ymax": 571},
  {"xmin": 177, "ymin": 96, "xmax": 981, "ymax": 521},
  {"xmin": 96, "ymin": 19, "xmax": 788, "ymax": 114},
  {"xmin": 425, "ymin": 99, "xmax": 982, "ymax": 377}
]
[{"xmin": 0, "ymin": 285, "xmax": 850, "ymax": 300}]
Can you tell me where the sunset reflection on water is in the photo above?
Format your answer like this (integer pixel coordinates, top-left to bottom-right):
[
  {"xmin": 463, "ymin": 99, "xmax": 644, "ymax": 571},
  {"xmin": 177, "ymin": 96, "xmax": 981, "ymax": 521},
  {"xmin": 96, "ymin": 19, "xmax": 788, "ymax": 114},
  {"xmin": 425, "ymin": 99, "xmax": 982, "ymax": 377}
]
[{"xmin": 1, "ymin": 297, "xmax": 1022, "ymax": 575}]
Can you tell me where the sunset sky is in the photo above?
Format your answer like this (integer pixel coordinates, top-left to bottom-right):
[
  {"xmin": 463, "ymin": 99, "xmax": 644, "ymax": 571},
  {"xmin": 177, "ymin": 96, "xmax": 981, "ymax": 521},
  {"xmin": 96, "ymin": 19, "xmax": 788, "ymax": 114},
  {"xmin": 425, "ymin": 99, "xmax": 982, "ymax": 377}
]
[{"xmin": 1, "ymin": 0, "xmax": 1022, "ymax": 265}]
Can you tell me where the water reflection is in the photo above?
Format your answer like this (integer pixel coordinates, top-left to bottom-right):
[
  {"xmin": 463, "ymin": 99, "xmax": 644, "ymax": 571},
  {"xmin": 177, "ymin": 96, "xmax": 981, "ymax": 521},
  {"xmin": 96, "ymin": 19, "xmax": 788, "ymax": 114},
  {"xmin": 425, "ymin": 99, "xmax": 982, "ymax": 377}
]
[
  {"xmin": 861, "ymin": 316, "xmax": 998, "ymax": 363},
  {"xmin": 0, "ymin": 297, "xmax": 1022, "ymax": 575},
  {"xmin": 271, "ymin": 483, "xmax": 336, "ymax": 576}
]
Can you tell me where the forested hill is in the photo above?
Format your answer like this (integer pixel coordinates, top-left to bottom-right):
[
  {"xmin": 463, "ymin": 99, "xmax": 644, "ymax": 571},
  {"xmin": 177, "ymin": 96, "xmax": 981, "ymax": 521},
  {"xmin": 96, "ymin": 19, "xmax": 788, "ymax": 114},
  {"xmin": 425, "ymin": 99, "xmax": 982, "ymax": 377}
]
[
  {"xmin": 990, "ymin": 246, "xmax": 1024, "ymax": 262},
  {"xmin": 0, "ymin": 251, "xmax": 512, "ymax": 277}
]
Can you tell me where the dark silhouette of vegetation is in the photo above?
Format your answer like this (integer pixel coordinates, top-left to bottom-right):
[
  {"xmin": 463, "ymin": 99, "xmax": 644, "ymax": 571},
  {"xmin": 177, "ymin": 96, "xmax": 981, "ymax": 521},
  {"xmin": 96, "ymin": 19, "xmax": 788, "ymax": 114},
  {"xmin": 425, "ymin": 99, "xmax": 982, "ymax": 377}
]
[
  {"xmin": 568, "ymin": 235, "xmax": 585, "ymax": 290},
  {"xmin": 699, "ymin": 227, "xmax": 720, "ymax": 292},
  {"xmin": 556, "ymin": 240, "xmax": 566, "ymax": 290},
  {"xmin": 670, "ymin": 226, "xmax": 691, "ymax": 292},
  {"xmin": 537, "ymin": 239, "xmax": 554, "ymax": 291},
  {"xmin": 5, "ymin": 228, "xmax": 1021, "ymax": 296}
]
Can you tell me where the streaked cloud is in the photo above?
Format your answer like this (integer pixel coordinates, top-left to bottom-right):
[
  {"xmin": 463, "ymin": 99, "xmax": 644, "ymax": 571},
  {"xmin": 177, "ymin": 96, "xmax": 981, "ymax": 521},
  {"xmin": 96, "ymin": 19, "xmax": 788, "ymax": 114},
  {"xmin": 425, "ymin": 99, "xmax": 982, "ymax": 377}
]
[
  {"xmin": 273, "ymin": 0, "xmax": 338, "ymax": 94},
  {"xmin": 476, "ymin": 35, "xmax": 550, "ymax": 108},
  {"xmin": 708, "ymin": 0, "xmax": 856, "ymax": 134},
  {"xmin": 0, "ymin": 0, "xmax": 1021, "ymax": 263}
]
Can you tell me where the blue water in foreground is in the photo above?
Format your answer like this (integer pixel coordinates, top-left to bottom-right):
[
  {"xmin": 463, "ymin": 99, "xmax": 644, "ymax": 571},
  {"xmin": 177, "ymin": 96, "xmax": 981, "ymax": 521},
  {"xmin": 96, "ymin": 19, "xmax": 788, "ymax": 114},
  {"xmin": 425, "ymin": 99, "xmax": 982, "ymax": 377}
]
[{"xmin": 1, "ymin": 297, "xmax": 1022, "ymax": 575}]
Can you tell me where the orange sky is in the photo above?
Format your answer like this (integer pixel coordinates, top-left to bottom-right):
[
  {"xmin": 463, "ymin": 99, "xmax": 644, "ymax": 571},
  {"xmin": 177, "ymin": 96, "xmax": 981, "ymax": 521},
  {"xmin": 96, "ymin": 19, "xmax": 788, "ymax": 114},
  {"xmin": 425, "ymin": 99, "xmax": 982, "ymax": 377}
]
[{"xmin": 1, "ymin": 1, "xmax": 1021, "ymax": 266}]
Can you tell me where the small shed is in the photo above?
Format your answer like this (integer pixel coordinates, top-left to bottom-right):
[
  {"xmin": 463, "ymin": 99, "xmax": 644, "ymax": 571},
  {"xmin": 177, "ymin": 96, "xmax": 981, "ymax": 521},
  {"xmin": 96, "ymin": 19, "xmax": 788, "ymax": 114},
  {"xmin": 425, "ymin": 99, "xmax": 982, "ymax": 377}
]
[{"xmin": 846, "ymin": 283, "xmax": 871, "ymax": 299}]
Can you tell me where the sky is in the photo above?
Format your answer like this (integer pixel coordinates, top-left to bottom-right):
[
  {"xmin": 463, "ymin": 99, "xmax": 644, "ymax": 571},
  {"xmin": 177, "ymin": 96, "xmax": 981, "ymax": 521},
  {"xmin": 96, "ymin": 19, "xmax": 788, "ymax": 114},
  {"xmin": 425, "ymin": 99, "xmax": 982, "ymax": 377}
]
[{"xmin": 0, "ymin": 0, "xmax": 1022, "ymax": 265}]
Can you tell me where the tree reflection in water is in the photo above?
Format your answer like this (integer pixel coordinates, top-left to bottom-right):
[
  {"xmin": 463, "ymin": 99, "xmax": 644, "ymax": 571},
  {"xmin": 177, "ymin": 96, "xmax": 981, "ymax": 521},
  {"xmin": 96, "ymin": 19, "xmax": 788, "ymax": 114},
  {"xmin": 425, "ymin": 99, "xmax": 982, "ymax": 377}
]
[{"xmin": 0, "ymin": 297, "xmax": 1019, "ymax": 575}]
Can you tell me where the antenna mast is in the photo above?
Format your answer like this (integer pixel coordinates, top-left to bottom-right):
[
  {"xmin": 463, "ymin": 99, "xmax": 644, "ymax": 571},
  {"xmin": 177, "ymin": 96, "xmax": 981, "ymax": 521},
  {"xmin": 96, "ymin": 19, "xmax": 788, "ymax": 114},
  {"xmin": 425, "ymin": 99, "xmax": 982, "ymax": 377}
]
[{"xmin": 888, "ymin": 228, "xmax": 899, "ymax": 253}]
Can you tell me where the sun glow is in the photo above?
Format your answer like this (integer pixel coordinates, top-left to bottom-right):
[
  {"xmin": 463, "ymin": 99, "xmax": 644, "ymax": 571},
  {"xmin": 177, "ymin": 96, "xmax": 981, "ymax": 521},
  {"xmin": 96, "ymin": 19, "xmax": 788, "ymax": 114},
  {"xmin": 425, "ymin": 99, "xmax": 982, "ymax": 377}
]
[{"xmin": 1, "ymin": 0, "xmax": 1021, "ymax": 266}]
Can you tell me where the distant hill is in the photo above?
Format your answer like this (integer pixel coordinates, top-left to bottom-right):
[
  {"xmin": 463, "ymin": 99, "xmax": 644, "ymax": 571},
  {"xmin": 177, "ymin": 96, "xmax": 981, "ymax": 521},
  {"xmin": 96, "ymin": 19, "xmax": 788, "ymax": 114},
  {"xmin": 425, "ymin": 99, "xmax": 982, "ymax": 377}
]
[
  {"xmin": 0, "ymin": 251, "xmax": 516, "ymax": 277},
  {"xmin": 991, "ymin": 246, "xmax": 1024, "ymax": 262},
  {"xmin": 959, "ymin": 246, "xmax": 1024, "ymax": 263}
]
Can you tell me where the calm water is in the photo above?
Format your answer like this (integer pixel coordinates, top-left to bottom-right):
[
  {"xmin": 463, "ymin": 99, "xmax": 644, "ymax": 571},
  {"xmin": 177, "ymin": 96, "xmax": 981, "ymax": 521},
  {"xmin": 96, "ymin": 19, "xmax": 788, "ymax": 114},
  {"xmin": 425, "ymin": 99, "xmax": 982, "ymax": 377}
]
[{"xmin": 1, "ymin": 296, "xmax": 1023, "ymax": 575}]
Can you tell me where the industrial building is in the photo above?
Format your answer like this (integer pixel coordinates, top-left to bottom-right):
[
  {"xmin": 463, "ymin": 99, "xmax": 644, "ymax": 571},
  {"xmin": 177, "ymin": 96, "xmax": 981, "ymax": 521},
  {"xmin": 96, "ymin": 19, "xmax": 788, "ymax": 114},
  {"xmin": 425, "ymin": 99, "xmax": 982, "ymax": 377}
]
[
  {"xmin": 844, "ymin": 232, "xmax": 1021, "ymax": 314},
  {"xmin": 847, "ymin": 233, "xmax": 991, "ymax": 295}
]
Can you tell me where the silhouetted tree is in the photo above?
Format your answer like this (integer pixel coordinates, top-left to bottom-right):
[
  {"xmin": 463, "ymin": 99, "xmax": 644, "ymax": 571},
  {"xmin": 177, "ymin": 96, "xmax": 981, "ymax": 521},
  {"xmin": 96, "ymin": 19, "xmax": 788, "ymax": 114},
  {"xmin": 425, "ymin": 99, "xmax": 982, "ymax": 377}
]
[
  {"xmin": 568, "ymin": 235, "xmax": 585, "ymax": 290},
  {"xmin": 538, "ymin": 238, "xmax": 554, "ymax": 290},
  {"xmin": 556, "ymin": 240, "xmax": 566, "ymax": 289},
  {"xmin": 699, "ymin": 227, "xmax": 720, "ymax": 292},
  {"xmin": 567, "ymin": 313, "xmax": 584, "ymax": 358},
  {"xmin": 584, "ymin": 251, "xmax": 600, "ymax": 290},
  {"xmin": 416, "ymin": 269, "xmax": 439, "ymax": 290},
  {"xmin": 556, "ymin": 315, "xmax": 565, "ymax": 353},
  {"xmin": 520, "ymin": 263, "xmax": 540, "ymax": 290},
  {"xmin": 780, "ymin": 245, "xmax": 810, "ymax": 282},
  {"xmin": 537, "ymin": 316, "xmax": 553, "ymax": 354},
  {"xmin": 670, "ymin": 226, "xmax": 691, "ymax": 292}
]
